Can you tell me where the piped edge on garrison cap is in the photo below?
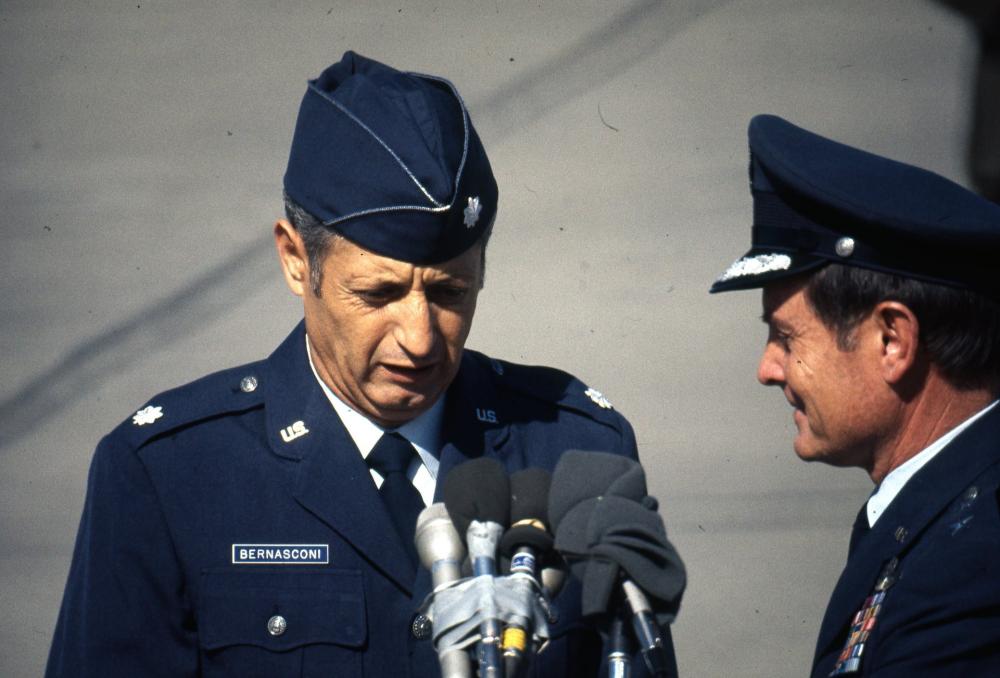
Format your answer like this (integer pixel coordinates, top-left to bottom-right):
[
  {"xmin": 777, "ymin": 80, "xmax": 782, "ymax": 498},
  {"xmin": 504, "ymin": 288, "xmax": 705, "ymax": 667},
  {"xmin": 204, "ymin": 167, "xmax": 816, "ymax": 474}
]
[
  {"xmin": 283, "ymin": 51, "xmax": 498, "ymax": 264},
  {"xmin": 711, "ymin": 114, "xmax": 1000, "ymax": 295}
]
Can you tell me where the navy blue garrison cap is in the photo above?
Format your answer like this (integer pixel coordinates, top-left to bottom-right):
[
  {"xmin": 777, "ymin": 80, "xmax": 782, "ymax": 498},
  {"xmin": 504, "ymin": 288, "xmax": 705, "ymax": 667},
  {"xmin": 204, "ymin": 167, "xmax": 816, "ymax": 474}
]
[
  {"xmin": 710, "ymin": 114, "xmax": 1000, "ymax": 296},
  {"xmin": 284, "ymin": 51, "xmax": 498, "ymax": 264}
]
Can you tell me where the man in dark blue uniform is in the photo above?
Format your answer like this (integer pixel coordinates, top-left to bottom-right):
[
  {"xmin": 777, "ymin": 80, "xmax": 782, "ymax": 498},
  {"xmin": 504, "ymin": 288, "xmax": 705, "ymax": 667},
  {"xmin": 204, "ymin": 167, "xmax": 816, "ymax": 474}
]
[
  {"xmin": 46, "ymin": 52, "xmax": 679, "ymax": 677},
  {"xmin": 711, "ymin": 115, "xmax": 1000, "ymax": 676}
]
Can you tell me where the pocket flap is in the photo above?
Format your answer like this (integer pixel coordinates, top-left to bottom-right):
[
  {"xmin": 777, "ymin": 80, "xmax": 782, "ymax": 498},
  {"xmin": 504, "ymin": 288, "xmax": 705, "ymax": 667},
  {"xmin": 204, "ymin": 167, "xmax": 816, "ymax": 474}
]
[{"xmin": 199, "ymin": 570, "xmax": 366, "ymax": 652}]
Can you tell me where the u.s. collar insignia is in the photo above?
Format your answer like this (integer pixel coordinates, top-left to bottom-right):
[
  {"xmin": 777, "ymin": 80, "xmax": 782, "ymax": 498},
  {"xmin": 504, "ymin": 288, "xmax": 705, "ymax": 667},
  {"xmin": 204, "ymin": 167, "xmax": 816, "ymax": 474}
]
[
  {"xmin": 132, "ymin": 405, "xmax": 163, "ymax": 426},
  {"xmin": 584, "ymin": 387, "xmax": 613, "ymax": 409},
  {"xmin": 280, "ymin": 420, "xmax": 310, "ymax": 443},
  {"xmin": 463, "ymin": 196, "xmax": 482, "ymax": 228}
]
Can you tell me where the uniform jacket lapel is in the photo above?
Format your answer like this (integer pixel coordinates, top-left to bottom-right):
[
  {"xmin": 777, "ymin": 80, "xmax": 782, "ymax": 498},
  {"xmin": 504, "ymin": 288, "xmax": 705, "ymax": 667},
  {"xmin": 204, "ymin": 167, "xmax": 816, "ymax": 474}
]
[
  {"xmin": 435, "ymin": 351, "xmax": 511, "ymax": 496},
  {"xmin": 261, "ymin": 322, "xmax": 418, "ymax": 594},
  {"xmin": 814, "ymin": 403, "xmax": 1000, "ymax": 666}
]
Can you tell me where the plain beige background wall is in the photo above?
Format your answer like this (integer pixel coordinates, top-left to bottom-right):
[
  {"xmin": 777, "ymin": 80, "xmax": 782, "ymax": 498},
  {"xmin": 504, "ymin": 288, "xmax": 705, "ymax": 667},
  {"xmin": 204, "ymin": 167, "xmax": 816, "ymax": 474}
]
[{"xmin": 0, "ymin": 1, "xmax": 977, "ymax": 675}]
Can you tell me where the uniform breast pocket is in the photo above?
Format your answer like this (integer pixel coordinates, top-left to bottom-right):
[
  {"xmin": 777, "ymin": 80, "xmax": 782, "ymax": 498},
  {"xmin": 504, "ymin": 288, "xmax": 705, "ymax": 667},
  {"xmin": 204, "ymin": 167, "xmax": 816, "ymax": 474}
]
[{"xmin": 199, "ymin": 569, "xmax": 367, "ymax": 677}]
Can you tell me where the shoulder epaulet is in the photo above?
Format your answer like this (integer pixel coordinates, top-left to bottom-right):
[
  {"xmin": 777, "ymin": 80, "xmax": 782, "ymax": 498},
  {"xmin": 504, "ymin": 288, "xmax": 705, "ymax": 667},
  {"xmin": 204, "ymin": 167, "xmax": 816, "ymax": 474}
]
[
  {"xmin": 466, "ymin": 350, "xmax": 625, "ymax": 431},
  {"xmin": 108, "ymin": 361, "xmax": 267, "ymax": 450}
]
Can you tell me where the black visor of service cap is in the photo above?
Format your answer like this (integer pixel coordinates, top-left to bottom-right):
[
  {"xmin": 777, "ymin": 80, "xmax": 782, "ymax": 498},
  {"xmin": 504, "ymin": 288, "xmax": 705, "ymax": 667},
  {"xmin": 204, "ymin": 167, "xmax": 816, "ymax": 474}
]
[
  {"xmin": 710, "ymin": 114, "xmax": 1000, "ymax": 296},
  {"xmin": 283, "ymin": 51, "xmax": 498, "ymax": 265}
]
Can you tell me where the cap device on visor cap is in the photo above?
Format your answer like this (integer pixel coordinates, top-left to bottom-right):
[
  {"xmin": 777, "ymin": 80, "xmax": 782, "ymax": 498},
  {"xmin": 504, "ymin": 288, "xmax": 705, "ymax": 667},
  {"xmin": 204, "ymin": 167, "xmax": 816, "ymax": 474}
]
[
  {"xmin": 283, "ymin": 51, "xmax": 498, "ymax": 264},
  {"xmin": 710, "ymin": 114, "xmax": 1000, "ymax": 296}
]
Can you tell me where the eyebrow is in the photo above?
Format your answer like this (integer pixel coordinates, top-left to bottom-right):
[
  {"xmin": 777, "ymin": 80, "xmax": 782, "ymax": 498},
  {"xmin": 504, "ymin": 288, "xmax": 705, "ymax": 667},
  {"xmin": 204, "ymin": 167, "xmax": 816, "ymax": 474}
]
[{"xmin": 425, "ymin": 268, "xmax": 478, "ymax": 283}]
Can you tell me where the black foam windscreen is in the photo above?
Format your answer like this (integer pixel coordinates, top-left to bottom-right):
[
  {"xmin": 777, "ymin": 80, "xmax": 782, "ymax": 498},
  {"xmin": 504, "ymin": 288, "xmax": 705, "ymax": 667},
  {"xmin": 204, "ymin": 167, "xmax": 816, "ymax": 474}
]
[
  {"xmin": 500, "ymin": 468, "xmax": 554, "ymax": 556},
  {"xmin": 555, "ymin": 495, "xmax": 685, "ymax": 620},
  {"xmin": 548, "ymin": 450, "xmax": 648, "ymax": 533},
  {"xmin": 548, "ymin": 450, "xmax": 686, "ymax": 625},
  {"xmin": 442, "ymin": 457, "xmax": 510, "ymax": 537}
]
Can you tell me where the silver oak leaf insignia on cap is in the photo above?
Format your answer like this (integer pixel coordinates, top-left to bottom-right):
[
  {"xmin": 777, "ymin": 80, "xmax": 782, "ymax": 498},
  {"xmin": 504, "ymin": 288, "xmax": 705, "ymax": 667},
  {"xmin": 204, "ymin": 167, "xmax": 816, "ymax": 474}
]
[
  {"xmin": 584, "ymin": 387, "xmax": 613, "ymax": 409},
  {"xmin": 463, "ymin": 196, "xmax": 482, "ymax": 228},
  {"xmin": 132, "ymin": 405, "xmax": 163, "ymax": 426}
]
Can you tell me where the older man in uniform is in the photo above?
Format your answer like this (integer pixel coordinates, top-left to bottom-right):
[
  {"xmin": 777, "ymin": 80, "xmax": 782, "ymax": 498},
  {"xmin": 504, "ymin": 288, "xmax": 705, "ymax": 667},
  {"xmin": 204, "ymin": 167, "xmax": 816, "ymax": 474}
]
[
  {"xmin": 46, "ymin": 52, "xmax": 678, "ymax": 677},
  {"xmin": 712, "ymin": 115, "xmax": 1000, "ymax": 676}
]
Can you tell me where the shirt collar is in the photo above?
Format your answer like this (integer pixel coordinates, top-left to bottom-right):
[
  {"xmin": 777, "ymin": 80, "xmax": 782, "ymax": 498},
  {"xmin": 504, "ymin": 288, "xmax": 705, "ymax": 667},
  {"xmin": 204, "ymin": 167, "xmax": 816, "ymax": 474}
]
[{"xmin": 867, "ymin": 399, "xmax": 999, "ymax": 527}]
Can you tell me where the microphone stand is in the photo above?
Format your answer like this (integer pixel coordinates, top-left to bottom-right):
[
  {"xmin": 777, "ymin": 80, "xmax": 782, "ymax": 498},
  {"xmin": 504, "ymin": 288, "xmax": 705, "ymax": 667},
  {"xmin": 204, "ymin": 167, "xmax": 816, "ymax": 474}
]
[
  {"xmin": 467, "ymin": 520, "xmax": 504, "ymax": 678},
  {"xmin": 607, "ymin": 608, "xmax": 633, "ymax": 678}
]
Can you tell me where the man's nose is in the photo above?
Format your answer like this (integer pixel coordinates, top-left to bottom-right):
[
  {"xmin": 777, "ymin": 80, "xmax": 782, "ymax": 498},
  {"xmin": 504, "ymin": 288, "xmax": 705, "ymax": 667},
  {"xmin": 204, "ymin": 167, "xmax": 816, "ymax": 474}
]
[
  {"xmin": 756, "ymin": 343, "xmax": 785, "ymax": 386},
  {"xmin": 394, "ymin": 293, "xmax": 437, "ymax": 359}
]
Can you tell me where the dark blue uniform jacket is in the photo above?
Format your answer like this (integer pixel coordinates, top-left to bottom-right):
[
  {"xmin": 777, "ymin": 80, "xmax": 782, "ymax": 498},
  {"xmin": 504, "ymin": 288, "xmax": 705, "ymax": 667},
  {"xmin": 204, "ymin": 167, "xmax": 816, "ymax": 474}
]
[
  {"xmin": 812, "ymin": 403, "xmax": 1000, "ymax": 676},
  {"xmin": 47, "ymin": 322, "xmax": 672, "ymax": 677}
]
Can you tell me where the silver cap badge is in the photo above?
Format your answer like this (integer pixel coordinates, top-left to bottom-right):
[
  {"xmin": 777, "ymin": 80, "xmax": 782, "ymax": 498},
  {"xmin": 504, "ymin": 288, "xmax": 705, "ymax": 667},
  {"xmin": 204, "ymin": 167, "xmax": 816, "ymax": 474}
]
[{"xmin": 463, "ymin": 196, "xmax": 482, "ymax": 228}]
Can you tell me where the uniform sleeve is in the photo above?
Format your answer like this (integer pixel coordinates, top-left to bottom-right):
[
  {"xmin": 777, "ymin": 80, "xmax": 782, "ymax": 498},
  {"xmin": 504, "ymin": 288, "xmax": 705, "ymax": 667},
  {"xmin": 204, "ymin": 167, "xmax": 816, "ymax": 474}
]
[
  {"xmin": 617, "ymin": 413, "xmax": 640, "ymax": 462},
  {"xmin": 46, "ymin": 434, "xmax": 198, "ymax": 677}
]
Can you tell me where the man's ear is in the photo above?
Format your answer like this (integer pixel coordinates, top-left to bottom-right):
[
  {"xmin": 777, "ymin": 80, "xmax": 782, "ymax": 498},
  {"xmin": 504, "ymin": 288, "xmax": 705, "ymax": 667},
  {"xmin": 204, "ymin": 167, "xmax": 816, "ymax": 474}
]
[
  {"xmin": 274, "ymin": 219, "xmax": 309, "ymax": 298},
  {"xmin": 873, "ymin": 301, "xmax": 921, "ymax": 385}
]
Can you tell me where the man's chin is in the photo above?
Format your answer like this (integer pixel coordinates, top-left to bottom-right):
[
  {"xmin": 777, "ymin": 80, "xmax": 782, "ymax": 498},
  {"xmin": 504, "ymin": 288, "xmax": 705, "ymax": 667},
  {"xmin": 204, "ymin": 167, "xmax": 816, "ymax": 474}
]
[
  {"xmin": 365, "ymin": 386, "xmax": 445, "ymax": 425},
  {"xmin": 793, "ymin": 439, "xmax": 856, "ymax": 468},
  {"xmin": 792, "ymin": 436, "xmax": 824, "ymax": 463}
]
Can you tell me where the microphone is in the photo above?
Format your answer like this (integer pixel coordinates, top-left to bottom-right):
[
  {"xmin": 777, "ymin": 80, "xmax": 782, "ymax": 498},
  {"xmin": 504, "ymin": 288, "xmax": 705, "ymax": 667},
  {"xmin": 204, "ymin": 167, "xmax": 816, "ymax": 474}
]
[
  {"xmin": 443, "ymin": 457, "xmax": 511, "ymax": 678},
  {"xmin": 498, "ymin": 468, "xmax": 554, "ymax": 677},
  {"xmin": 539, "ymin": 562, "xmax": 567, "ymax": 598},
  {"xmin": 415, "ymin": 503, "xmax": 472, "ymax": 678},
  {"xmin": 548, "ymin": 450, "xmax": 685, "ymax": 678}
]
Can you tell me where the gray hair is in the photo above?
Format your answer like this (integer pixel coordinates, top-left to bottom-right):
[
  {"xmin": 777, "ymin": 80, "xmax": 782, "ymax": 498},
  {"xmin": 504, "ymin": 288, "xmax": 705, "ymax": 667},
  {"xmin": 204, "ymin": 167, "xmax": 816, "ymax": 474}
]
[{"xmin": 283, "ymin": 192, "xmax": 342, "ymax": 294}]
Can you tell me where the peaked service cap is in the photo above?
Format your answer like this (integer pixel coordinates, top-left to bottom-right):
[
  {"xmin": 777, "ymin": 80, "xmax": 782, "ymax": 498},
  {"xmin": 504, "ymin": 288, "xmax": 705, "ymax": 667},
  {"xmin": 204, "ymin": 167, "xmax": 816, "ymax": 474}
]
[
  {"xmin": 710, "ymin": 114, "xmax": 1000, "ymax": 296},
  {"xmin": 283, "ymin": 51, "xmax": 498, "ymax": 264}
]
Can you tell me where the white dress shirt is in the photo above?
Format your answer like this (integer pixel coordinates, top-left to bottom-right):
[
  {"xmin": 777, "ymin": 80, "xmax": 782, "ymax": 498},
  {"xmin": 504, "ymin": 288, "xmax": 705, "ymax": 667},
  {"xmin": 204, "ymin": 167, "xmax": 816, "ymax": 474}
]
[
  {"xmin": 867, "ymin": 400, "xmax": 998, "ymax": 527},
  {"xmin": 306, "ymin": 337, "xmax": 443, "ymax": 506}
]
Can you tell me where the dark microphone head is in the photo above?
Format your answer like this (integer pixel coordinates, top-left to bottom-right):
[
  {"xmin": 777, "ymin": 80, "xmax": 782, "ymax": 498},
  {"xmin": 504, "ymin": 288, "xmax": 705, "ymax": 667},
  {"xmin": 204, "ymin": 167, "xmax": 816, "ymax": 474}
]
[
  {"xmin": 548, "ymin": 450, "xmax": 648, "ymax": 533},
  {"xmin": 442, "ymin": 457, "xmax": 511, "ymax": 536},
  {"xmin": 500, "ymin": 467, "xmax": 554, "ymax": 556}
]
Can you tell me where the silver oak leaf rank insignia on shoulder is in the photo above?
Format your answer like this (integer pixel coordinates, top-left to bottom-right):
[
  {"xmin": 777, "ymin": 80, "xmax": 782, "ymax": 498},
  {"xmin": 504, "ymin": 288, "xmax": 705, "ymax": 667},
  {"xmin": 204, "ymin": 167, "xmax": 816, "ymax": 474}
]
[
  {"xmin": 132, "ymin": 405, "xmax": 163, "ymax": 426},
  {"xmin": 584, "ymin": 387, "xmax": 613, "ymax": 409}
]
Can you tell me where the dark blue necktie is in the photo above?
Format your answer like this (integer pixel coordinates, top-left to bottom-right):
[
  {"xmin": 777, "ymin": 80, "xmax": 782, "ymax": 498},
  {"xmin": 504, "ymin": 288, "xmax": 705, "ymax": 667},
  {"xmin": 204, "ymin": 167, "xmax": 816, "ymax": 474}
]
[{"xmin": 367, "ymin": 432, "xmax": 424, "ymax": 568}]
